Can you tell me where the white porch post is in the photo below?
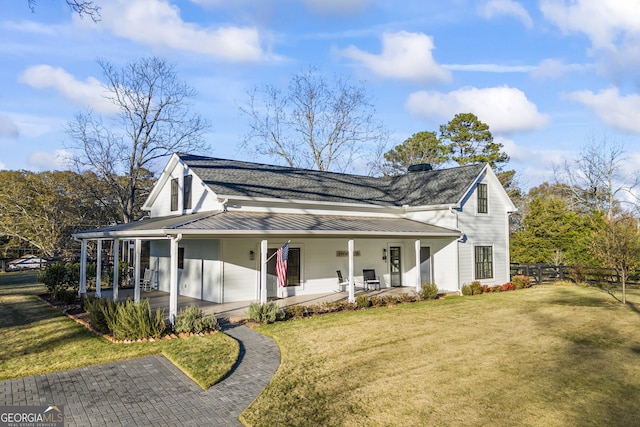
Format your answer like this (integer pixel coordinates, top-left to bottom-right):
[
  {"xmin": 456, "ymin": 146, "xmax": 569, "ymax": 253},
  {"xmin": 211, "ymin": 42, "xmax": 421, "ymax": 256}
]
[
  {"xmin": 260, "ymin": 240, "xmax": 268, "ymax": 304},
  {"xmin": 169, "ymin": 235, "xmax": 182, "ymax": 324},
  {"xmin": 113, "ymin": 239, "xmax": 119, "ymax": 301},
  {"xmin": 95, "ymin": 240, "xmax": 102, "ymax": 298},
  {"xmin": 348, "ymin": 240, "xmax": 355, "ymax": 303},
  {"xmin": 134, "ymin": 238, "xmax": 141, "ymax": 303},
  {"xmin": 79, "ymin": 239, "xmax": 87, "ymax": 298},
  {"xmin": 415, "ymin": 240, "xmax": 422, "ymax": 294}
]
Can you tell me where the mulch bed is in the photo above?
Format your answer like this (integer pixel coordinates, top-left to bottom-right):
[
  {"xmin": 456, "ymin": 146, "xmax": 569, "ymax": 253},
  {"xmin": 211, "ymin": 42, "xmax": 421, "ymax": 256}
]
[{"xmin": 36, "ymin": 293, "xmax": 217, "ymax": 344}]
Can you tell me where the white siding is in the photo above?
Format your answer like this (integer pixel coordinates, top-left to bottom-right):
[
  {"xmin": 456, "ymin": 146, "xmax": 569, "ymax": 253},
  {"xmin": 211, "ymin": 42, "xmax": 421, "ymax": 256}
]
[
  {"xmin": 151, "ymin": 236, "xmax": 458, "ymax": 302},
  {"xmin": 456, "ymin": 172, "xmax": 511, "ymax": 286},
  {"xmin": 149, "ymin": 162, "xmax": 222, "ymax": 218}
]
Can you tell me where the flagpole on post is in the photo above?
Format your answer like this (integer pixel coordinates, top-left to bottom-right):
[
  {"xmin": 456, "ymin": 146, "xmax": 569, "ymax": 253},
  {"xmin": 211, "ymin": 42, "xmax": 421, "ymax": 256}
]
[{"xmin": 276, "ymin": 241, "xmax": 290, "ymax": 299}]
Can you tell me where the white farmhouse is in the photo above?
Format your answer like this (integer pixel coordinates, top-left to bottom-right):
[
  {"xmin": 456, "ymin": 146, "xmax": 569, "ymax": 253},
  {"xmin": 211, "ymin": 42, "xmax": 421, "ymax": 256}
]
[{"xmin": 74, "ymin": 153, "xmax": 516, "ymax": 321}]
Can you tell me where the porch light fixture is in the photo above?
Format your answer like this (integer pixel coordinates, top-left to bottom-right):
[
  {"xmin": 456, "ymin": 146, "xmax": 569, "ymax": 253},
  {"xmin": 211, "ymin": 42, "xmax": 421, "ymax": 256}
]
[
  {"xmin": 382, "ymin": 248, "xmax": 387, "ymax": 261},
  {"xmin": 249, "ymin": 250, "xmax": 255, "ymax": 261}
]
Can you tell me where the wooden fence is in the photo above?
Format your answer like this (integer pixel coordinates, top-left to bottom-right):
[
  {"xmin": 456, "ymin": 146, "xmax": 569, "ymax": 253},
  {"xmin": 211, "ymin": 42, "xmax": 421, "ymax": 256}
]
[{"xmin": 510, "ymin": 263, "xmax": 640, "ymax": 286}]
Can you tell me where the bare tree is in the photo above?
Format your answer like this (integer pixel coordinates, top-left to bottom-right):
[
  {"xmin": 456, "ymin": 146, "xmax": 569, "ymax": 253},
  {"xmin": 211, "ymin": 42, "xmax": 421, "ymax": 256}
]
[
  {"xmin": 28, "ymin": 0, "xmax": 101, "ymax": 21},
  {"xmin": 591, "ymin": 214, "xmax": 640, "ymax": 304},
  {"xmin": 240, "ymin": 66, "xmax": 388, "ymax": 172},
  {"xmin": 66, "ymin": 57, "xmax": 210, "ymax": 223},
  {"xmin": 553, "ymin": 134, "xmax": 640, "ymax": 218}
]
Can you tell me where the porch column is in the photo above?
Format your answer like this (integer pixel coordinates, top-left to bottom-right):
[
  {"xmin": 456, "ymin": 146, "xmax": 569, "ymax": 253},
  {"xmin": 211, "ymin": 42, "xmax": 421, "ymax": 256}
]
[
  {"xmin": 260, "ymin": 240, "xmax": 268, "ymax": 304},
  {"xmin": 95, "ymin": 240, "xmax": 102, "ymax": 298},
  {"xmin": 79, "ymin": 239, "xmax": 87, "ymax": 299},
  {"xmin": 415, "ymin": 240, "xmax": 422, "ymax": 294},
  {"xmin": 348, "ymin": 240, "xmax": 355, "ymax": 303},
  {"xmin": 169, "ymin": 234, "xmax": 182, "ymax": 324},
  {"xmin": 113, "ymin": 239, "xmax": 119, "ymax": 301},
  {"xmin": 133, "ymin": 238, "xmax": 141, "ymax": 303}
]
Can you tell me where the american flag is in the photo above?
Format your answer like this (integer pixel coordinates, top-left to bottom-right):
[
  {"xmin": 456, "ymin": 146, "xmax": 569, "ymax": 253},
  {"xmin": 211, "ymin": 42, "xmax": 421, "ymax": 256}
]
[{"xmin": 276, "ymin": 242, "xmax": 289, "ymax": 288}]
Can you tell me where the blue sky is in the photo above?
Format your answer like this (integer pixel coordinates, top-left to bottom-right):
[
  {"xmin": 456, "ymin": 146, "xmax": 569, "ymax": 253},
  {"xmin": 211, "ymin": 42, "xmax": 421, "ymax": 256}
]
[{"xmin": 2, "ymin": 0, "xmax": 640, "ymax": 189}]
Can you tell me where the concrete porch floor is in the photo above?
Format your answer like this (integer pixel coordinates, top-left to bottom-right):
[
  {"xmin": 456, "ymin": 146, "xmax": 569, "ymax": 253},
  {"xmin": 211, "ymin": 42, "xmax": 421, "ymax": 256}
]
[{"xmin": 95, "ymin": 285, "xmax": 421, "ymax": 322}]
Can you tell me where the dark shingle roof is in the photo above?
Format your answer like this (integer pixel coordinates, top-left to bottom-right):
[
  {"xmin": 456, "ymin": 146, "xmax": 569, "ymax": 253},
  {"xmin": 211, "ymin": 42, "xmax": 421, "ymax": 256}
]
[{"xmin": 180, "ymin": 154, "xmax": 485, "ymax": 207}]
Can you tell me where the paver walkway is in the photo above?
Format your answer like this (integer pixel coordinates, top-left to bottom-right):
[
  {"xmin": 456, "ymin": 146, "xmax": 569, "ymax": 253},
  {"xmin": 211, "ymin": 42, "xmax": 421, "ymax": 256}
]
[{"xmin": 0, "ymin": 321, "xmax": 280, "ymax": 426}]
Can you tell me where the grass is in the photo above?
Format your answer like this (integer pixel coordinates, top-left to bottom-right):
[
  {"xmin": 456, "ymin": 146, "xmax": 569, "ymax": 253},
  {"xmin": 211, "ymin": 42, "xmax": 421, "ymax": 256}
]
[
  {"xmin": 0, "ymin": 271, "xmax": 239, "ymax": 389},
  {"xmin": 242, "ymin": 284, "xmax": 640, "ymax": 427}
]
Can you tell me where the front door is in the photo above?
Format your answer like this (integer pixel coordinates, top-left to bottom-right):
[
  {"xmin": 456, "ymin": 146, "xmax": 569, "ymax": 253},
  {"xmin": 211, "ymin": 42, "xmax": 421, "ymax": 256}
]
[
  {"xmin": 420, "ymin": 246, "xmax": 431, "ymax": 285},
  {"xmin": 390, "ymin": 246, "xmax": 402, "ymax": 287}
]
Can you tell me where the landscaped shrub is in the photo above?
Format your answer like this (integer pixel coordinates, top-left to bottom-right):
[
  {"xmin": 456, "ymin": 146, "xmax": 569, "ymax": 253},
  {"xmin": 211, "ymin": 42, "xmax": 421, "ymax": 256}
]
[
  {"xmin": 38, "ymin": 263, "xmax": 67, "ymax": 294},
  {"xmin": 356, "ymin": 294, "xmax": 371, "ymax": 309},
  {"xmin": 398, "ymin": 293, "xmax": 416, "ymax": 303},
  {"xmin": 461, "ymin": 284, "xmax": 472, "ymax": 296},
  {"xmin": 283, "ymin": 304, "xmax": 306, "ymax": 319},
  {"xmin": 370, "ymin": 295, "xmax": 385, "ymax": 307},
  {"xmin": 174, "ymin": 305, "xmax": 218, "ymax": 334},
  {"xmin": 420, "ymin": 283, "xmax": 439, "ymax": 300},
  {"xmin": 247, "ymin": 302, "xmax": 282, "ymax": 324},
  {"xmin": 481, "ymin": 284, "xmax": 491, "ymax": 294},
  {"xmin": 383, "ymin": 295, "xmax": 399, "ymax": 305},
  {"xmin": 470, "ymin": 281, "xmax": 482, "ymax": 295},
  {"xmin": 103, "ymin": 299, "xmax": 166, "ymax": 340},
  {"xmin": 512, "ymin": 275, "xmax": 532, "ymax": 289},
  {"xmin": 490, "ymin": 285, "xmax": 502, "ymax": 293},
  {"xmin": 84, "ymin": 296, "xmax": 113, "ymax": 333},
  {"xmin": 501, "ymin": 282, "xmax": 515, "ymax": 291}
]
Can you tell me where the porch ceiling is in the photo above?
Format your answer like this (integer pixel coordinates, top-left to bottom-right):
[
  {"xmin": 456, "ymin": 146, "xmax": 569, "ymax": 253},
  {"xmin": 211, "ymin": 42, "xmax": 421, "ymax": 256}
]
[{"xmin": 73, "ymin": 210, "xmax": 461, "ymax": 239}]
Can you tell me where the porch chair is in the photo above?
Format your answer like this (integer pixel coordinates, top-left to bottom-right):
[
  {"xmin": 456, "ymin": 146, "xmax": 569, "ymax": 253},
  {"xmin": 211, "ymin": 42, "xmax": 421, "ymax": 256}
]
[
  {"xmin": 141, "ymin": 268, "xmax": 153, "ymax": 291},
  {"xmin": 336, "ymin": 270, "xmax": 349, "ymax": 292},
  {"xmin": 362, "ymin": 269, "xmax": 380, "ymax": 291}
]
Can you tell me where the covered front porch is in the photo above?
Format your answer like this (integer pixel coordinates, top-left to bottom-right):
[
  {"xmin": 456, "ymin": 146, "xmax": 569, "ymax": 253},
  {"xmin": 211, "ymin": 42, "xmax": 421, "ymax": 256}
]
[
  {"xmin": 96, "ymin": 285, "xmax": 422, "ymax": 322},
  {"xmin": 74, "ymin": 210, "xmax": 462, "ymax": 324}
]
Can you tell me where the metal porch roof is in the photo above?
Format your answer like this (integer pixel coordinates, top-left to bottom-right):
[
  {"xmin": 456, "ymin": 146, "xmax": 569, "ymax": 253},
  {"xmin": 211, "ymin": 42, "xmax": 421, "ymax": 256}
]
[{"xmin": 74, "ymin": 211, "xmax": 461, "ymax": 239}]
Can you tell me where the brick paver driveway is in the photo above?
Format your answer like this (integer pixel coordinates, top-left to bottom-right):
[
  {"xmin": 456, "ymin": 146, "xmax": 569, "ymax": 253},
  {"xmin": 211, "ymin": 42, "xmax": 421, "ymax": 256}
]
[{"xmin": 0, "ymin": 322, "xmax": 280, "ymax": 426}]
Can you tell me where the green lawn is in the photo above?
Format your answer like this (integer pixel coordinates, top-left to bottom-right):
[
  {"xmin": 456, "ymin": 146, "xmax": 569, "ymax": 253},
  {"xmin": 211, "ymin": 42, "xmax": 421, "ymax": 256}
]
[
  {"xmin": 0, "ymin": 271, "xmax": 239, "ymax": 389},
  {"xmin": 243, "ymin": 284, "xmax": 640, "ymax": 427}
]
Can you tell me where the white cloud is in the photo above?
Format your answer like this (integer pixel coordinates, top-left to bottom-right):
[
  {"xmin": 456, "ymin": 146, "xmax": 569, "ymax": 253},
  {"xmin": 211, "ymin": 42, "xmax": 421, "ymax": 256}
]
[
  {"xmin": 83, "ymin": 0, "xmax": 267, "ymax": 62},
  {"xmin": 531, "ymin": 58, "xmax": 589, "ymax": 79},
  {"xmin": 405, "ymin": 86, "xmax": 550, "ymax": 134},
  {"xmin": 444, "ymin": 63, "xmax": 535, "ymax": 73},
  {"xmin": 0, "ymin": 161, "xmax": 5, "ymax": 170},
  {"xmin": 27, "ymin": 149, "xmax": 72, "ymax": 171},
  {"xmin": 302, "ymin": 0, "xmax": 371, "ymax": 15},
  {"xmin": 0, "ymin": 114, "xmax": 19, "ymax": 137},
  {"xmin": 19, "ymin": 65, "xmax": 117, "ymax": 114},
  {"xmin": 478, "ymin": 0, "xmax": 533, "ymax": 28},
  {"xmin": 540, "ymin": 0, "xmax": 640, "ymax": 49},
  {"xmin": 566, "ymin": 87, "xmax": 640, "ymax": 134},
  {"xmin": 339, "ymin": 31, "xmax": 451, "ymax": 84}
]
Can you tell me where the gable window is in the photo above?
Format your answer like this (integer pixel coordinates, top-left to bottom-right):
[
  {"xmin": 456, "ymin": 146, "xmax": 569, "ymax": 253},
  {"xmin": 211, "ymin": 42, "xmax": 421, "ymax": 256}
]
[
  {"xmin": 170, "ymin": 178, "xmax": 179, "ymax": 211},
  {"xmin": 183, "ymin": 175, "xmax": 193, "ymax": 210},
  {"xmin": 477, "ymin": 183, "xmax": 488, "ymax": 214},
  {"xmin": 267, "ymin": 247, "xmax": 301, "ymax": 286},
  {"xmin": 475, "ymin": 246, "xmax": 493, "ymax": 280}
]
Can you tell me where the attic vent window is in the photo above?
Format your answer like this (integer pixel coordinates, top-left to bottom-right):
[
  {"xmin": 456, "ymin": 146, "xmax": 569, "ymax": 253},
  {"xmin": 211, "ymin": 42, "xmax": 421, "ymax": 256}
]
[
  {"xmin": 170, "ymin": 178, "xmax": 179, "ymax": 211},
  {"xmin": 407, "ymin": 164, "xmax": 433, "ymax": 173},
  {"xmin": 477, "ymin": 183, "xmax": 488, "ymax": 214},
  {"xmin": 183, "ymin": 174, "xmax": 193, "ymax": 210}
]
